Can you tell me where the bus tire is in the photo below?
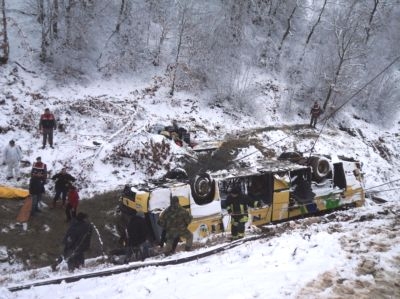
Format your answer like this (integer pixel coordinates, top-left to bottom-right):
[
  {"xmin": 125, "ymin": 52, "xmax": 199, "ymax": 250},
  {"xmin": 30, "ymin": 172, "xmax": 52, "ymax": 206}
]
[
  {"xmin": 309, "ymin": 156, "xmax": 331, "ymax": 182},
  {"xmin": 190, "ymin": 173, "xmax": 215, "ymax": 205}
]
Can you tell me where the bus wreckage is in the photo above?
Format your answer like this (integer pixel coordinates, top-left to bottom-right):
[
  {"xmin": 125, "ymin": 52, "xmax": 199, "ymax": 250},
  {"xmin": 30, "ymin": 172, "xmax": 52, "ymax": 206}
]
[{"xmin": 116, "ymin": 152, "xmax": 365, "ymax": 255}]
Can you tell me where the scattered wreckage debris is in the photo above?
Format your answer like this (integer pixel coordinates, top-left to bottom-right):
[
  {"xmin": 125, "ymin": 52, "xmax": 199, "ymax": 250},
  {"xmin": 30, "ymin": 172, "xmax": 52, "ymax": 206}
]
[
  {"xmin": 368, "ymin": 194, "xmax": 387, "ymax": 204},
  {"xmin": 149, "ymin": 121, "xmax": 192, "ymax": 147}
]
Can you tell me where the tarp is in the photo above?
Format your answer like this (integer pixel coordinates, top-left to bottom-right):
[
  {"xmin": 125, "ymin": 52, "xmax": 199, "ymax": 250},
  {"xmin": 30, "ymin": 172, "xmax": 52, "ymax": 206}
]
[
  {"xmin": 0, "ymin": 185, "xmax": 29, "ymax": 199},
  {"xmin": 16, "ymin": 196, "xmax": 32, "ymax": 223}
]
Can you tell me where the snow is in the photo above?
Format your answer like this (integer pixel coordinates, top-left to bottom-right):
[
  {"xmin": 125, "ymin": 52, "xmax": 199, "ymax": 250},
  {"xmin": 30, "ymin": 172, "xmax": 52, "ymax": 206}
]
[
  {"xmin": 1, "ymin": 202, "xmax": 399, "ymax": 299},
  {"xmin": 1, "ymin": 4, "xmax": 400, "ymax": 297},
  {"xmin": 0, "ymin": 64, "xmax": 398, "ymax": 297}
]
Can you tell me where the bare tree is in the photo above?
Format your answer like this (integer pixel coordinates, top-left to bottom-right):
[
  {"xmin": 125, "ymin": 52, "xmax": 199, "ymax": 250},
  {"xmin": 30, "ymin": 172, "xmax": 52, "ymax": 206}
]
[
  {"xmin": 322, "ymin": 3, "xmax": 366, "ymax": 111},
  {"xmin": 37, "ymin": 0, "xmax": 48, "ymax": 61},
  {"xmin": 305, "ymin": 0, "xmax": 327, "ymax": 46},
  {"xmin": 365, "ymin": 0, "xmax": 379, "ymax": 42},
  {"xmin": 115, "ymin": 0, "xmax": 126, "ymax": 32},
  {"xmin": 279, "ymin": 2, "xmax": 297, "ymax": 50},
  {"xmin": 169, "ymin": 3, "xmax": 187, "ymax": 96},
  {"xmin": 0, "ymin": 0, "xmax": 8, "ymax": 64},
  {"xmin": 52, "ymin": 0, "xmax": 58, "ymax": 39}
]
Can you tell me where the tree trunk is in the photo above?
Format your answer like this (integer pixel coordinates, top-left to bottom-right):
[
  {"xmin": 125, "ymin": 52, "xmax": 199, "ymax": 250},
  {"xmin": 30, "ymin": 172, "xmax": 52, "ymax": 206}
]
[
  {"xmin": 170, "ymin": 6, "xmax": 186, "ymax": 96},
  {"xmin": 52, "ymin": 0, "xmax": 58, "ymax": 39},
  {"xmin": 65, "ymin": 0, "xmax": 75, "ymax": 46},
  {"xmin": 38, "ymin": 0, "xmax": 47, "ymax": 62},
  {"xmin": 305, "ymin": 0, "xmax": 327, "ymax": 46},
  {"xmin": 279, "ymin": 4, "xmax": 297, "ymax": 50},
  {"xmin": 323, "ymin": 56, "xmax": 344, "ymax": 111},
  {"xmin": 0, "ymin": 0, "xmax": 9, "ymax": 64},
  {"xmin": 366, "ymin": 0, "xmax": 379, "ymax": 42},
  {"xmin": 116, "ymin": 0, "xmax": 126, "ymax": 32}
]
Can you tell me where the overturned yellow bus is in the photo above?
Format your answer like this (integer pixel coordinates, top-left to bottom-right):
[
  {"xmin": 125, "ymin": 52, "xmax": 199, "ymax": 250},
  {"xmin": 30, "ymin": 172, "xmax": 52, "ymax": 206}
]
[{"xmin": 117, "ymin": 152, "xmax": 365, "ymax": 244}]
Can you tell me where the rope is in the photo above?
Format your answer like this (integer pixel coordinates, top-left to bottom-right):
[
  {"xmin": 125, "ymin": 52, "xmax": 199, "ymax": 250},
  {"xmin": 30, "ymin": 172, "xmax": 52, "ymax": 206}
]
[
  {"xmin": 367, "ymin": 187, "xmax": 400, "ymax": 194},
  {"xmin": 364, "ymin": 178, "xmax": 400, "ymax": 191}
]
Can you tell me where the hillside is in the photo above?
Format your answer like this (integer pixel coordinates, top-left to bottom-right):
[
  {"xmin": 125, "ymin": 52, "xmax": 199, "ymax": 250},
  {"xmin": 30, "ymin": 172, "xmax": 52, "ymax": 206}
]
[
  {"xmin": 0, "ymin": 61, "xmax": 399, "ymax": 273},
  {"xmin": 0, "ymin": 1, "xmax": 400, "ymax": 297},
  {"xmin": 1, "ymin": 62, "xmax": 399, "ymax": 199}
]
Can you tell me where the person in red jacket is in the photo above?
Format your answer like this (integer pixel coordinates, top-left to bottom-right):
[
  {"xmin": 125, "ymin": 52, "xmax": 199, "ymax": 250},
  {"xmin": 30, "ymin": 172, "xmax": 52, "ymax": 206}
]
[
  {"xmin": 65, "ymin": 185, "xmax": 79, "ymax": 222},
  {"xmin": 39, "ymin": 108, "xmax": 57, "ymax": 149}
]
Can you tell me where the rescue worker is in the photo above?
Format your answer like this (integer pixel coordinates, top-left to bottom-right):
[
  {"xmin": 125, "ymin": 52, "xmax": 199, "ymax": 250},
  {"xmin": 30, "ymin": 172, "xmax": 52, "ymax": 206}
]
[
  {"xmin": 310, "ymin": 101, "xmax": 322, "ymax": 128},
  {"xmin": 158, "ymin": 196, "xmax": 193, "ymax": 255},
  {"xmin": 39, "ymin": 108, "xmax": 56, "ymax": 149},
  {"xmin": 29, "ymin": 176, "xmax": 43, "ymax": 215},
  {"xmin": 2, "ymin": 140, "xmax": 22, "ymax": 181},
  {"xmin": 52, "ymin": 168, "xmax": 76, "ymax": 208},
  {"xmin": 225, "ymin": 186, "xmax": 249, "ymax": 240},
  {"xmin": 31, "ymin": 156, "xmax": 47, "ymax": 183},
  {"xmin": 61, "ymin": 212, "xmax": 93, "ymax": 271},
  {"xmin": 125, "ymin": 210, "xmax": 151, "ymax": 261},
  {"xmin": 65, "ymin": 185, "xmax": 79, "ymax": 222},
  {"xmin": 31, "ymin": 156, "xmax": 47, "ymax": 207}
]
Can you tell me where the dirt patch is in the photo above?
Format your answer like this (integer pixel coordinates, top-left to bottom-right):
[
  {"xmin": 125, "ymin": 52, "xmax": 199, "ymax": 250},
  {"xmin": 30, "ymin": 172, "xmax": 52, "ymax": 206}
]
[
  {"xmin": 0, "ymin": 191, "xmax": 121, "ymax": 270},
  {"xmin": 185, "ymin": 136, "xmax": 276, "ymax": 176},
  {"xmin": 296, "ymin": 206, "xmax": 400, "ymax": 299}
]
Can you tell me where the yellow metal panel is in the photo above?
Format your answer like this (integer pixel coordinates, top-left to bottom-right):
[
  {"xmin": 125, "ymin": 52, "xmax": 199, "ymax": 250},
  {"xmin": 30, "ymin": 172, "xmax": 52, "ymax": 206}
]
[
  {"xmin": 249, "ymin": 206, "xmax": 272, "ymax": 226},
  {"xmin": 272, "ymin": 191, "xmax": 289, "ymax": 221},
  {"xmin": 274, "ymin": 178, "xmax": 289, "ymax": 190},
  {"xmin": 177, "ymin": 195, "xmax": 190, "ymax": 208},
  {"xmin": 135, "ymin": 192, "xmax": 150, "ymax": 212},
  {"xmin": 188, "ymin": 214, "xmax": 223, "ymax": 240},
  {"xmin": 121, "ymin": 192, "xmax": 150, "ymax": 213},
  {"xmin": 288, "ymin": 207, "xmax": 302, "ymax": 218}
]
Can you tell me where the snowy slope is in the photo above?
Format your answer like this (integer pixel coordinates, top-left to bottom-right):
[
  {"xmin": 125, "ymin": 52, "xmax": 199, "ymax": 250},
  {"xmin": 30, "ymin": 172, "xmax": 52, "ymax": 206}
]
[{"xmin": 0, "ymin": 63, "xmax": 399, "ymax": 201}]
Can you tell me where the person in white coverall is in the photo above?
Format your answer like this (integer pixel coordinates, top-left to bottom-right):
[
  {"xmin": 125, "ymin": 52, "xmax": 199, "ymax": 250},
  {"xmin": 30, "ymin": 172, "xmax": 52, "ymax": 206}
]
[{"xmin": 3, "ymin": 140, "xmax": 22, "ymax": 181}]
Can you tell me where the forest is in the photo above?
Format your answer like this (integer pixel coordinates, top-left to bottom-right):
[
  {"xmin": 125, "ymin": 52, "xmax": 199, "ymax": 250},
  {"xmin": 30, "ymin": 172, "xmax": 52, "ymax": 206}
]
[{"xmin": 0, "ymin": 0, "xmax": 399, "ymax": 126}]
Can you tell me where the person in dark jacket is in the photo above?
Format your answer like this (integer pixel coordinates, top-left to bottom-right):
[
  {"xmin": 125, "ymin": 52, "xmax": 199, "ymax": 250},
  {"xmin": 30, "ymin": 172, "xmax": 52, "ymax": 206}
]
[
  {"xmin": 158, "ymin": 196, "xmax": 193, "ymax": 255},
  {"xmin": 62, "ymin": 212, "xmax": 93, "ymax": 271},
  {"xmin": 310, "ymin": 101, "xmax": 322, "ymax": 128},
  {"xmin": 65, "ymin": 185, "xmax": 79, "ymax": 222},
  {"xmin": 31, "ymin": 156, "xmax": 47, "ymax": 208},
  {"xmin": 225, "ymin": 186, "xmax": 249, "ymax": 240},
  {"xmin": 39, "ymin": 108, "xmax": 56, "ymax": 149},
  {"xmin": 52, "ymin": 168, "xmax": 76, "ymax": 208},
  {"xmin": 125, "ymin": 210, "xmax": 151, "ymax": 261},
  {"xmin": 29, "ymin": 176, "xmax": 44, "ymax": 215}
]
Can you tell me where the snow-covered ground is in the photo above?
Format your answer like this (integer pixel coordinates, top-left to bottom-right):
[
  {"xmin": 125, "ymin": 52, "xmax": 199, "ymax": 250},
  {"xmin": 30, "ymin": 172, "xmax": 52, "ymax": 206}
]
[
  {"xmin": 0, "ymin": 62, "xmax": 399, "ymax": 298},
  {"xmin": 1, "ymin": 201, "xmax": 399, "ymax": 299}
]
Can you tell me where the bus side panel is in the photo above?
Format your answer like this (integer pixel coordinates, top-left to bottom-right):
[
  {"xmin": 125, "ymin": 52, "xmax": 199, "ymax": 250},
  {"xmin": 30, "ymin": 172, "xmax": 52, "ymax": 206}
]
[
  {"xmin": 188, "ymin": 214, "xmax": 224, "ymax": 242},
  {"xmin": 272, "ymin": 191, "xmax": 289, "ymax": 221},
  {"xmin": 249, "ymin": 206, "xmax": 272, "ymax": 226}
]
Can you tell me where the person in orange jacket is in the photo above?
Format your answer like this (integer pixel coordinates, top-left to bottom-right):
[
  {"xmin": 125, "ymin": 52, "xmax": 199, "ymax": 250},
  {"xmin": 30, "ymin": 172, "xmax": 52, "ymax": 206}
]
[{"xmin": 65, "ymin": 185, "xmax": 79, "ymax": 222}]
